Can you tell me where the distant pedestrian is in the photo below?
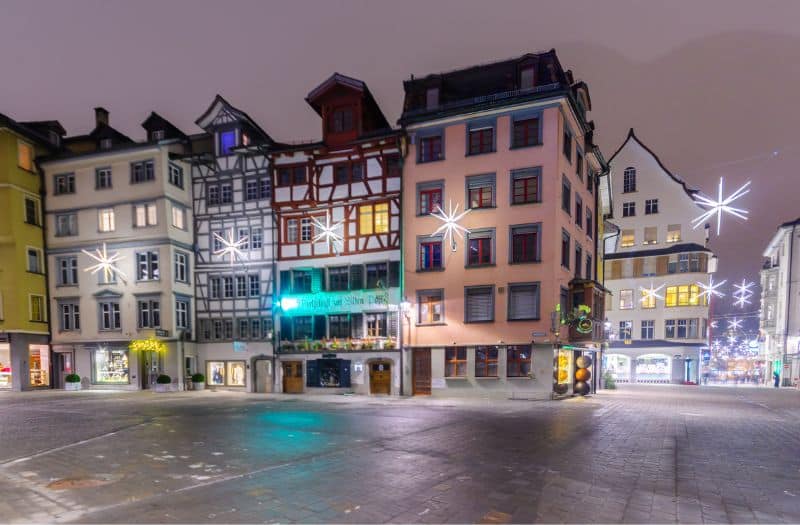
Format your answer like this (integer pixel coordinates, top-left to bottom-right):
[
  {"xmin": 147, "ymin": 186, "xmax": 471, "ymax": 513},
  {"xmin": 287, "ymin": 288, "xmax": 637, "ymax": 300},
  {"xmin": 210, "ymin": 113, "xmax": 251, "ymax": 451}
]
[
  {"xmin": 703, "ymin": 372, "xmax": 709, "ymax": 385},
  {"xmin": 774, "ymin": 371, "xmax": 780, "ymax": 388}
]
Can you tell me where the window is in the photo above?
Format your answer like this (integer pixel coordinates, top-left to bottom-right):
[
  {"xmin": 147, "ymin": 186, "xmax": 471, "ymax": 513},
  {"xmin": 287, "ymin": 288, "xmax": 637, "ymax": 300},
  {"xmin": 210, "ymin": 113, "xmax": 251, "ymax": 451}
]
[
  {"xmin": 418, "ymin": 135, "xmax": 443, "ymax": 163},
  {"xmin": 512, "ymin": 116, "xmax": 540, "ymax": 148},
  {"xmin": 467, "ymin": 174, "xmax": 494, "ymax": 209},
  {"xmin": 219, "ymin": 130, "xmax": 237, "ymax": 155},
  {"xmin": 28, "ymin": 294, "xmax": 45, "ymax": 322},
  {"xmin": 17, "ymin": 141, "xmax": 33, "ymax": 171},
  {"xmin": 207, "ymin": 185, "xmax": 220, "ymax": 205},
  {"xmin": 328, "ymin": 107, "xmax": 354, "ymax": 133},
  {"xmin": 426, "ymin": 87, "xmax": 439, "ymax": 109},
  {"xmin": 286, "ymin": 219, "xmax": 298, "ymax": 243},
  {"xmin": 467, "ymin": 230, "xmax": 494, "ymax": 266},
  {"xmin": 334, "ymin": 162, "xmax": 365, "ymax": 184},
  {"xmin": 25, "ymin": 248, "xmax": 40, "ymax": 273},
  {"xmin": 136, "ymin": 251, "xmax": 159, "ymax": 281},
  {"xmin": 236, "ymin": 275, "xmax": 247, "ymax": 297},
  {"xmin": 131, "ymin": 160, "xmax": 155, "ymax": 183},
  {"xmin": 520, "ymin": 66, "xmax": 534, "ymax": 89},
  {"xmin": 644, "ymin": 226, "xmax": 658, "ymax": 245},
  {"xmin": 328, "ymin": 266, "xmax": 349, "ymax": 291},
  {"xmin": 137, "ymin": 299, "xmax": 161, "ymax": 328},
  {"xmin": 465, "ymin": 285, "xmax": 494, "ymax": 322},
  {"xmin": 586, "ymin": 209, "xmax": 593, "ymax": 238},
  {"xmin": 251, "ymin": 319, "xmax": 262, "ymax": 339},
  {"xmin": 100, "ymin": 138, "xmax": 113, "ymax": 150},
  {"xmin": 221, "ymin": 184, "xmax": 233, "ymax": 204},
  {"xmin": 418, "ymin": 289, "xmax": 443, "ymax": 324},
  {"xmin": 54, "ymin": 173, "xmax": 75, "ymax": 195},
  {"xmin": 168, "ymin": 163, "xmax": 184, "ymax": 189},
  {"xmin": 277, "ymin": 166, "xmax": 306, "ymax": 187},
  {"xmin": 134, "ymin": 203, "xmax": 157, "ymax": 227},
  {"xmin": 59, "ymin": 302, "xmax": 80, "ymax": 331},
  {"xmin": 585, "ymin": 254, "xmax": 593, "ymax": 280},
  {"xmin": 300, "ymin": 218, "xmax": 313, "ymax": 242},
  {"xmin": 24, "ymin": 197, "xmax": 40, "ymax": 225},
  {"xmin": 171, "ymin": 204, "xmax": 186, "ymax": 230},
  {"xmin": 238, "ymin": 319, "xmax": 249, "ymax": 339},
  {"xmin": 468, "ymin": 126, "xmax": 494, "ymax": 155},
  {"xmin": 666, "ymin": 224, "xmax": 681, "ymax": 243},
  {"xmin": 510, "ymin": 224, "xmax": 540, "ymax": 264},
  {"xmin": 359, "ymin": 202, "xmax": 389, "ymax": 235},
  {"xmin": 99, "ymin": 301, "xmax": 121, "ymax": 330},
  {"xmin": 98, "ymin": 208, "xmax": 115, "ymax": 232},
  {"xmin": 249, "ymin": 274, "xmax": 260, "ymax": 297},
  {"xmin": 575, "ymin": 195, "xmax": 583, "ymax": 228},
  {"xmin": 209, "ymin": 278, "xmax": 221, "ymax": 299},
  {"xmin": 574, "ymin": 244, "xmax": 582, "ymax": 278},
  {"xmin": 645, "ymin": 199, "xmax": 658, "ymax": 214},
  {"xmin": 665, "ymin": 285, "xmax": 702, "ymax": 307},
  {"xmin": 152, "ymin": 130, "xmax": 165, "ymax": 141},
  {"xmin": 237, "ymin": 227, "xmax": 250, "ymax": 250},
  {"xmin": 623, "ymin": 167, "xmax": 636, "ymax": 193},
  {"xmin": 96, "ymin": 168, "xmax": 112, "ymax": 189},
  {"xmin": 385, "ymin": 154, "xmax": 401, "ymax": 177},
  {"xmin": 619, "ymin": 289, "xmax": 634, "ymax": 310},
  {"xmin": 619, "ymin": 320, "xmax": 632, "ymax": 340},
  {"xmin": 641, "ymin": 289, "xmax": 656, "ymax": 309},
  {"xmin": 507, "ymin": 346, "xmax": 532, "ymax": 377},
  {"xmin": 620, "ymin": 230, "xmax": 634, "ymax": 248},
  {"xmin": 418, "ymin": 239, "xmax": 443, "ymax": 270},
  {"xmin": 175, "ymin": 299, "xmax": 189, "ymax": 330},
  {"xmin": 55, "ymin": 213, "xmax": 78, "ymax": 236},
  {"xmin": 251, "ymin": 229, "xmax": 263, "ymax": 249},
  {"xmin": 576, "ymin": 151, "xmax": 584, "ymax": 180},
  {"xmin": 508, "ymin": 283, "xmax": 539, "ymax": 320},
  {"xmin": 641, "ymin": 320, "xmax": 655, "ymax": 340},
  {"xmin": 245, "ymin": 180, "xmax": 259, "ymax": 200},
  {"xmin": 329, "ymin": 314, "xmax": 350, "ymax": 338},
  {"xmin": 174, "ymin": 252, "xmax": 188, "ymax": 283},
  {"xmin": 293, "ymin": 316, "xmax": 313, "ymax": 340},
  {"xmin": 93, "ymin": 348, "xmax": 129, "ymax": 383},
  {"xmin": 293, "ymin": 270, "xmax": 312, "ymax": 293},
  {"xmin": 475, "ymin": 346, "xmax": 498, "ymax": 377},
  {"xmin": 622, "ymin": 202, "xmax": 636, "ymax": 217},
  {"xmin": 418, "ymin": 183, "xmax": 443, "ymax": 215},
  {"xmin": 445, "ymin": 347, "xmax": 467, "ymax": 377},
  {"xmin": 223, "ymin": 277, "xmax": 235, "ymax": 298},
  {"xmin": 366, "ymin": 312, "xmax": 387, "ymax": 337},
  {"xmin": 563, "ymin": 127, "xmax": 572, "ymax": 161},
  {"xmin": 561, "ymin": 176, "xmax": 571, "ymax": 214},
  {"xmin": 365, "ymin": 263, "xmax": 387, "ymax": 289},
  {"xmin": 561, "ymin": 231, "xmax": 570, "ymax": 268},
  {"xmin": 57, "ymin": 256, "xmax": 79, "ymax": 286},
  {"xmin": 511, "ymin": 168, "xmax": 541, "ymax": 204},
  {"xmin": 259, "ymin": 178, "xmax": 271, "ymax": 199}
]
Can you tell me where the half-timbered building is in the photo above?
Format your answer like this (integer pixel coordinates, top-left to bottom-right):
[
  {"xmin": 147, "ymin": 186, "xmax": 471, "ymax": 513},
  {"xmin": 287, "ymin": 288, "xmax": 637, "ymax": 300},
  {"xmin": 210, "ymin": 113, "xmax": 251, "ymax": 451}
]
[
  {"xmin": 268, "ymin": 73, "xmax": 403, "ymax": 395},
  {"xmin": 187, "ymin": 96, "xmax": 277, "ymax": 392}
]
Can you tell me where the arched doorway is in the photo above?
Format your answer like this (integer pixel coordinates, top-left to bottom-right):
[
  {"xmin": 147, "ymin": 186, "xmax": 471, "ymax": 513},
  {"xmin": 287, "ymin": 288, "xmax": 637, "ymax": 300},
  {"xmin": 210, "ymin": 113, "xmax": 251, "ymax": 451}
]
[
  {"xmin": 604, "ymin": 354, "xmax": 631, "ymax": 383},
  {"xmin": 368, "ymin": 359, "xmax": 392, "ymax": 395},
  {"xmin": 635, "ymin": 354, "xmax": 671, "ymax": 383}
]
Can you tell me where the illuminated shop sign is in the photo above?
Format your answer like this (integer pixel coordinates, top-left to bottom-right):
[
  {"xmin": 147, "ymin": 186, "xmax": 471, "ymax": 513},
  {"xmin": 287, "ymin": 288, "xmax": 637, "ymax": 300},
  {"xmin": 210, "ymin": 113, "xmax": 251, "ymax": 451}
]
[{"xmin": 279, "ymin": 289, "xmax": 400, "ymax": 315}]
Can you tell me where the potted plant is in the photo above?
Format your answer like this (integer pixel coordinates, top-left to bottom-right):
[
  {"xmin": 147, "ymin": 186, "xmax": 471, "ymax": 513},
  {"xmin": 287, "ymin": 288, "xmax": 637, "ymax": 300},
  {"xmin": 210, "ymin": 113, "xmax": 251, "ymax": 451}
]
[
  {"xmin": 383, "ymin": 339, "xmax": 396, "ymax": 350},
  {"xmin": 191, "ymin": 373, "xmax": 206, "ymax": 391},
  {"xmin": 154, "ymin": 374, "xmax": 172, "ymax": 393},
  {"xmin": 65, "ymin": 373, "xmax": 81, "ymax": 391},
  {"xmin": 312, "ymin": 341, "xmax": 324, "ymax": 351}
]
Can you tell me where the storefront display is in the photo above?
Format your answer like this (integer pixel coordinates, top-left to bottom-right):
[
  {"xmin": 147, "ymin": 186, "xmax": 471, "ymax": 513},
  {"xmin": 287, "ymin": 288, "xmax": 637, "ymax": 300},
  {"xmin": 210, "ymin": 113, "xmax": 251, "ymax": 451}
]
[
  {"xmin": 227, "ymin": 361, "xmax": 246, "ymax": 386},
  {"xmin": 207, "ymin": 361, "xmax": 225, "ymax": 385},
  {"xmin": 0, "ymin": 344, "xmax": 11, "ymax": 389},
  {"xmin": 635, "ymin": 354, "xmax": 671, "ymax": 383},
  {"xmin": 553, "ymin": 348, "xmax": 572, "ymax": 395},
  {"xmin": 28, "ymin": 345, "xmax": 50, "ymax": 387},
  {"xmin": 604, "ymin": 354, "xmax": 630, "ymax": 382},
  {"xmin": 93, "ymin": 348, "xmax": 130, "ymax": 384},
  {"xmin": 307, "ymin": 358, "xmax": 351, "ymax": 388},
  {"xmin": 206, "ymin": 360, "xmax": 246, "ymax": 387}
]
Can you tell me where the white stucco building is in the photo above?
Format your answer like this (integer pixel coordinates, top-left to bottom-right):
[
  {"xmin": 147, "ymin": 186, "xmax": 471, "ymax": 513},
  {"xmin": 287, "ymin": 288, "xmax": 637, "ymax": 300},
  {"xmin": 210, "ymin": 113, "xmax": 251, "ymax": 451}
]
[
  {"xmin": 603, "ymin": 129, "xmax": 714, "ymax": 384},
  {"xmin": 759, "ymin": 218, "xmax": 800, "ymax": 387}
]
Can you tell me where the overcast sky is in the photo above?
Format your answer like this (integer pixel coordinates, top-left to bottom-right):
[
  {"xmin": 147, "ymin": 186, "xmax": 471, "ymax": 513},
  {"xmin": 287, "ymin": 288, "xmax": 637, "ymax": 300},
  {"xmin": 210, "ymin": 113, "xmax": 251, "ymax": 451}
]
[{"xmin": 3, "ymin": 0, "xmax": 798, "ymax": 319}]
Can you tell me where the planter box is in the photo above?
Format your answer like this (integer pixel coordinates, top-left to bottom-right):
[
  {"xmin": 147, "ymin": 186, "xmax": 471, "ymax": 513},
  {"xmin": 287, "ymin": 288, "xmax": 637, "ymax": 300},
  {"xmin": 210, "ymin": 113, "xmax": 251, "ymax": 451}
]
[
  {"xmin": 65, "ymin": 382, "xmax": 81, "ymax": 391},
  {"xmin": 192, "ymin": 381, "xmax": 206, "ymax": 391},
  {"xmin": 153, "ymin": 383, "xmax": 172, "ymax": 393}
]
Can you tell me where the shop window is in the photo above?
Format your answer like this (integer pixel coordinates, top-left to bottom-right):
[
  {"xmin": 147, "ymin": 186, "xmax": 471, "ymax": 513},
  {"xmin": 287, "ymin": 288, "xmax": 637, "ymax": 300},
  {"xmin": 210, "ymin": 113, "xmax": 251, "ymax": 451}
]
[
  {"xmin": 511, "ymin": 167, "xmax": 541, "ymax": 204},
  {"xmin": 506, "ymin": 346, "xmax": 532, "ymax": 377},
  {"xmin": 445, "ymin": 347, "xmax": 467, "ymax": 377},
  {"xmin": 208, "ymin": 361, "xmax": 226, "ymax": 385},
  {"xmin": 93, "ymin": 348, "xmax": 129, "ymax": 384},
  {"xmin": 227, "ymin": 361, "xmax": 246, "ymax": 386},
  {"xmin": 28, "ymin": 345, "xmax": 50, "ymax": 387},
  {"xmin": 307, "ymin": 359, "xmax": 351, "ymax": 388},
  {"xmin": 0, "ymin": 343, "xmax": 11, "ymax": 388},
  {"xmin": 418, "ymin": 289, "xmax": 443, "ymax": 324},
  {"xmin": 475, "ymin": 346, "xmax": 498, "ymax": 377}
]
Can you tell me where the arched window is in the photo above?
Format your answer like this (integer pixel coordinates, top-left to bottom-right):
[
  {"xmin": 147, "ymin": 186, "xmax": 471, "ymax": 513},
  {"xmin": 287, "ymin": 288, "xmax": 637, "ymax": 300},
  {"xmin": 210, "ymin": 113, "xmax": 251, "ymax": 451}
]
[{"xmin": 623, "ymin": 167, "xmax": 636, "ymax": 193}]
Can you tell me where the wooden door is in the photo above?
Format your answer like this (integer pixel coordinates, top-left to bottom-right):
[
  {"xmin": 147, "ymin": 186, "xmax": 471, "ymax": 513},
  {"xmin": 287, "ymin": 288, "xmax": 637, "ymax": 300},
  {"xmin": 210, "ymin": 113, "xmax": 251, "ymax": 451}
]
[
  {"xmin": 369, "ymin": 362, "xmax": 391, "ymax": 395},
  {"xmin": 282, "ymin": 361, "xmax": 304, "ymax": 393},
  {"xmin": 412, "ymin": 349, "xmax": 431, "ymax": 395}
]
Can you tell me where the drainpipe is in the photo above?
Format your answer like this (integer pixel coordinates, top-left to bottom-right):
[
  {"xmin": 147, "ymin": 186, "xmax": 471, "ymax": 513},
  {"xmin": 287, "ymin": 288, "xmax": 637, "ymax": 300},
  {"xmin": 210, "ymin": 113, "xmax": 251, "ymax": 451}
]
[{"xmin": 782, "ymin": 225, "xmax": 795, "ymax": 387}]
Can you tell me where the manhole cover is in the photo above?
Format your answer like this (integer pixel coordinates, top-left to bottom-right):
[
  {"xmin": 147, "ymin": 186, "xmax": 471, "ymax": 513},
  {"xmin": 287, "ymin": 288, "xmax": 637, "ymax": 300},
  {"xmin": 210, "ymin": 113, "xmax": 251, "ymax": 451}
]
[{"xmin": 47, "ymin": 475, "xmax": 118, "ymax": 490}]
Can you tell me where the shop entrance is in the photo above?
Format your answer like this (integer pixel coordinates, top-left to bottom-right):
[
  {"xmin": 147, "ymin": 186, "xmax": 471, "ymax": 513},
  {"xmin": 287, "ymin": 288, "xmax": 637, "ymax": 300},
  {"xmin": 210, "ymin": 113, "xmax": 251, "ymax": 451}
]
[
  {"xmin": 282, "ymin": 361, "xmax": 303, "ymax": 393},
  {"xmin": 141, "ymin": 351, "xmax": 161, "ymax": 389},
  {"xmin": 369, "ymin": 361, "xmax": 391, "ymax": 395},
  {"xmin": 0, "ymin": 343, "xmax": 11, "ymax": 389},
  {"xmin": 412, "ymin": 348, "xmax": 431, "ymax": 395},
  {"xmin": 54, "ymin": 351, "xmax": 74, "ymax": 389},
  {"xmin": 254, "ymin": 359, "xmax": 273, "ymax": 393},
  {"xmin": 635, "ymin": 354, "xmax": 671, "ymax": 384}
]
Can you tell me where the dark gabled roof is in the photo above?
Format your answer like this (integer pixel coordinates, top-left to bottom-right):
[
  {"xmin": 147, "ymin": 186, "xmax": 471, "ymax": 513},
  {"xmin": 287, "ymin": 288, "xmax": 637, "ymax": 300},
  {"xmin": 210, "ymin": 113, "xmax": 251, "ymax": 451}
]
[
  {"xmin": 608, "ymin": 128, "xmax": 699, "ymax": 198},
  {"xmin": 779, "ymin": 217, "xmax": 800, "ymax": 228},
  {"xmin": 194, "ymin": 94, "xmax": 274, "ymax": 144},
  {"xmin": 604, "ymin": 242, "xmax": 711, "ymax": 260},
  {"xmin": 305, "ymin": 72, "xmax": 391, "ymax": 131},
  {"xmin": 0, "ymin": 113, "xmax": 61, "ymax": 151},
  {"xmin": 19, "ymin": 120, "xmax": 66, "ymax": 137},
  {"xmin": 141, "ymin": 112, "xmax": 188, "ymax": 141}
]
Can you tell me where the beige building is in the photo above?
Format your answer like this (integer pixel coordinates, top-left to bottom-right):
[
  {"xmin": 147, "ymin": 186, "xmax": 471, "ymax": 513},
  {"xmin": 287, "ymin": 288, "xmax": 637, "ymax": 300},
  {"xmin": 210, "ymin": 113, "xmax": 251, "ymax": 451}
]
[{"xmin": 41, "ymin": 108, "xmax": 196, "ymax": 390}]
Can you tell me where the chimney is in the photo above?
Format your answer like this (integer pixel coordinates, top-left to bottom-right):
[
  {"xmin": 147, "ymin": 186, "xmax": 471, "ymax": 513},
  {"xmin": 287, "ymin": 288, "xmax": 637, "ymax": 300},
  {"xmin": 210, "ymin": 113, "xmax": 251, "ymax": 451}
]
[{"xmin": 94, "ymin": 107, "xmax": 109, "ymax": 127}]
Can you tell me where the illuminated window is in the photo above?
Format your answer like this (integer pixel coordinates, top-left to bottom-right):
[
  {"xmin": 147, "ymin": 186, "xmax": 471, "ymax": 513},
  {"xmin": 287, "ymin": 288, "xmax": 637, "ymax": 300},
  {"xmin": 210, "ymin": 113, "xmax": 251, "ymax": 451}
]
[
  {"xmin": 98, "ymin": 208, "xmax": 115, "ymax": 232},
  {"xmin": 359, "ymin": 202, "xmax": 389, "ymax": 235},
  {"xmin": 418, "ymin": 289, "xmax": 443, "ymax": 324},
  {"xmin": 219, "ymin": 130, "xmax": 236, "ymax": 155},
  {"xmin": 171, "ymin": 204, "xmax": 186, "ymax": 230},
  {"xmin": 666, "ymin": 224, "xmax": 681, "ymax": 243},
  {"xmin": 644, "ymin": 226, "xmax": 658, "ymax": 245},
  {"xmin": 17, "ymin": 141, "xmax": 33, "ymax": 171},
  {"xmin": 619, "ymin": 289, "xmax": 634, "ymax": 310},
  {"xmin": 30, "ymin": 295, "xmax": 45, "ymax": 322},
  {"xmin": 666, "ymin": 286, "xmax": 677, "ymax": 307},
  {"xmin": 134, "ymin": 203, "xmax": 157, "ymax": 227},
  {"xmin": 641, "ymin": 289, "xmax": 656, "ymax": 309},
  {"xmin": 620, "ymin": 230, "xmax": 634, "ymax": 248}
]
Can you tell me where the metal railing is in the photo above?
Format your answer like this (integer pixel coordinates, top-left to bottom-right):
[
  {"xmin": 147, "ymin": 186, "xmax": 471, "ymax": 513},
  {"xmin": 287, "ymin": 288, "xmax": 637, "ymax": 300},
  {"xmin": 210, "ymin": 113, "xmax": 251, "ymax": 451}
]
[{"xmin": 403, "ymin": 82, "xmax": 562, "ymax": 118}]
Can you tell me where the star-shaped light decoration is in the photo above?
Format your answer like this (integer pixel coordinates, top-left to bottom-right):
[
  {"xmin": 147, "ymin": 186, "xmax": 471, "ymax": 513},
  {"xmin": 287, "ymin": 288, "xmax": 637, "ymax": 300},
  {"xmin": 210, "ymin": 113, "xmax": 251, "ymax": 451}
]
[
  {"xmin": 697, "ymin": 275, "xmax": 727, "ymax": 299},
  {"xmin": 732, "ymin": 293, "xmax": 752, "ymax": 309},
  {"xmin": 728, "ymin": 318, "xmax": 743, "ymax": 331},
  {"xmin": 710, "ymin": 321, "xmax": 719, "ymax": 329},
  {"xmin": 311, "ymin": 214, "xmax": 344, "ymax": 255},
  {"xmin": 639, "ymin": 282, "xmax": 665, "ymax": 304},
  {"xmin": 691, "ymin": 177, "xmax": 751, "ymax": 235},
  {"xmin": 213, "ymin": 228, "xmax": 248, "ymax": 266},
  {"xmin": 431, "ymin": 200, "xmax": 471, "ymax": 252},
  {"xmin": 82, "ymin": 243, "xmax": 127, "ymax": 283}
]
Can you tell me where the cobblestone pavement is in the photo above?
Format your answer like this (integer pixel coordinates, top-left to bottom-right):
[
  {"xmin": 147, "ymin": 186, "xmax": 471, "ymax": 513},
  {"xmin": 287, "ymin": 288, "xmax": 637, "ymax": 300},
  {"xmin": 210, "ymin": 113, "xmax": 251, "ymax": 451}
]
[{"xmin": 0, "ymin": 385, "xmax": 799, "ymax": 523}]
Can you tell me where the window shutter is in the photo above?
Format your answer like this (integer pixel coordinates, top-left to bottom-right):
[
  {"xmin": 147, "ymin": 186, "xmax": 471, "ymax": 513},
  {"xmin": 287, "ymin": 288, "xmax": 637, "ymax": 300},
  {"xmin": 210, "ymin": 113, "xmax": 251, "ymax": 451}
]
[
  {"xmin": 351, "ymin": 313, "xmax": 363, "ymax": 338},
  {"xmin": 306, "ymin": 360, "xmax": 319, "ymax": 387},
  {"xmin": 699, "ymin": 253, "xmax": 708, "ymax": 272},
  {"xmin": 656, "ymin": 256, "xmax": 669, "ymax": 275},
  {"xmin": 510, "ymin": 285, "xmax": 537, "ymax": 320},
  {"xmin": 280, "ymin": 316, "xmax": 292, "ymax": 341},
  {"xmin": 611, "ymin": 260, "xmax": 622, "ymax": 279},
  {"xmin": 466, "ymin": 173, "xmax": 495, "ymax": 189},
  {"xmin": 340, "ymin": 360, "xmax": 352, "ymax": 388},
  {"xmin": 280, "ymin": 270, "xmax": 291, "ymax": 294},
  {"xmin": 349, "ymin": 265, "xmax": 364, "ymax": 290},
  {"xmin": 466, "ymin": 287, "xmax": 493, "ymax": 322},
  {"xmin": 313, "ymin": 315, "xmax": 326, "ymax": 340},
  {"xmin": 388, "ymin": 261, "xmax": 400, "ymax": 288},
  {"xmin": 388, "ymin": 311, "xmax": 399, "ymax": 338}
]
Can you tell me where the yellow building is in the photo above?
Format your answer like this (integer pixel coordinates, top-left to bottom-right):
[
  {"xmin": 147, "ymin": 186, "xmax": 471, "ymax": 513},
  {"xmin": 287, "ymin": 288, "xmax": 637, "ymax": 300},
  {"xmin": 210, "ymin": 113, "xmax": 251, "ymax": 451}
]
[{"xmin": 0, "ymin": 114, "xmax": 63, "ymax": 390}]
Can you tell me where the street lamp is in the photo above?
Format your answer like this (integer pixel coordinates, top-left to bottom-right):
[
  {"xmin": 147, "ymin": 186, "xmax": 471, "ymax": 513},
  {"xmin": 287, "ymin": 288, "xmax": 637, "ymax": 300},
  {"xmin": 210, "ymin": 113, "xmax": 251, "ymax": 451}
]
[{"xmin": 399, "ymin": 301, "xmax": 412, "ymax": 396}]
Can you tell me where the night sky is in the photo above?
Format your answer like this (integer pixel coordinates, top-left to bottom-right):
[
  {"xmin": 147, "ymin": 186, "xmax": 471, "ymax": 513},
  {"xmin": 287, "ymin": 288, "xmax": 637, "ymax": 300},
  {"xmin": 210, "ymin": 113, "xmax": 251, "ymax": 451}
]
[{"xmin": 3, "ymin": 0, "xmax": 797, "ymax": 319}]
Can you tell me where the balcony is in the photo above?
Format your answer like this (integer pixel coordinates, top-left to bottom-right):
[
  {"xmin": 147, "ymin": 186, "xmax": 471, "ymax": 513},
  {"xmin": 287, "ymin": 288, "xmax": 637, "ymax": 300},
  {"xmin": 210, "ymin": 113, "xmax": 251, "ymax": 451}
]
[
  {"xmin": 278, "ymin": 337, "xmax": 397, "ymax": 354},
  {"xmin": 566, "ymin": 279, "xmax": 607, "ymax": 343}
]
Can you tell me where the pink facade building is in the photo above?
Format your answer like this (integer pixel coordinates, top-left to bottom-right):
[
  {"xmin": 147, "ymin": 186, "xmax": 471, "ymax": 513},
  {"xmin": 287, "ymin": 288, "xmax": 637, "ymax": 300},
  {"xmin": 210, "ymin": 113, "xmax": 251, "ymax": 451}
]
[{"xmin": 399, "ymin": 51, "xmax": 610, "ymax": 398}]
